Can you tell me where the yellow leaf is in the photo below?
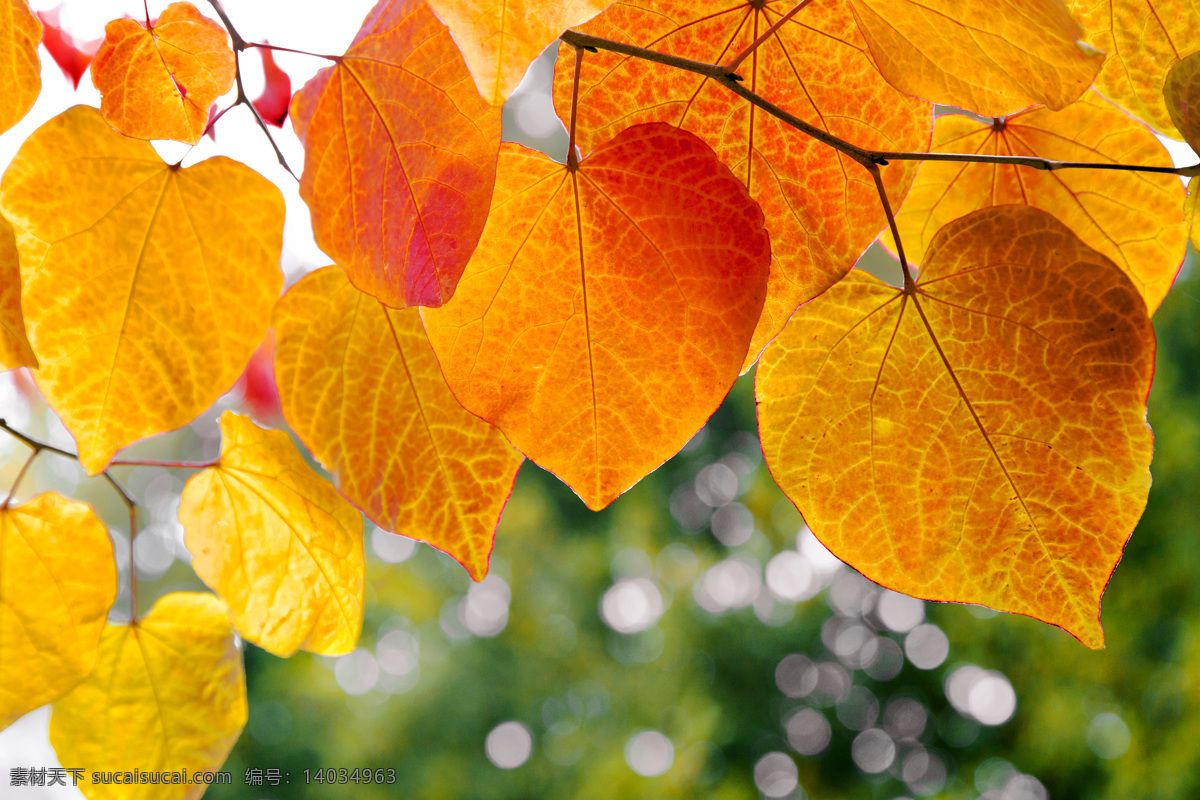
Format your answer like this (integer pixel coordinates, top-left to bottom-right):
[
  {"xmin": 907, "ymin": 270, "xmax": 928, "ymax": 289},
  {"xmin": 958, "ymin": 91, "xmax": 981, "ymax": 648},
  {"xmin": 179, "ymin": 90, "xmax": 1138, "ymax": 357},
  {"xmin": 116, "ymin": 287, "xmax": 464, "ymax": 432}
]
[
  {"xmin": 1, "ymin": 494, "xmax": 115, "ymax": 731},
  {"xmin": 179, "ymin": 411, "xmax": 364, "ymax": 657},
  {"xmin": 1164, "ymin": 50, "xmax": 1200, "ymax": 150},
  {"xmin": 91, "ymin": 2, "xmax": 236, "ymax": 144},
  {"xmin": 758, "ymin": 206, "xmax": 1155, "ymax": 648},
  {"xmin": 1188, "ymin": 176, "xmax": 1199, "ymax": 251},
  {"xmin": 0, "ymin": 0, "xmax": 40, "ymax": 136},
  {"xmin": 0, "ymin": 106, "xmax": 283, "ymax": 475},
  {"xmin": 1068, "ymin": 0, "xmax": 1200, "ymax": 138},
  {"xmin": 273, "ymin": 266, "xmax": 522, "ymax": 581},
  {"xmin": 849, "ymin": 0, "xmax": 1103, "ymax": 117},
  {"xmin": 49, "ymin": 593, "xmax": 246, "ymax": 800},
  {"xmin": 428, "ymin": 0, "xmax": 612, "ymax": 105},
  {"xmin": 0, "ymin": 213, "xmax": 35, "ymax": 370},
  {"xmin": 890, "ymin": 93, "xmax": 1187, "ymax": 311}
]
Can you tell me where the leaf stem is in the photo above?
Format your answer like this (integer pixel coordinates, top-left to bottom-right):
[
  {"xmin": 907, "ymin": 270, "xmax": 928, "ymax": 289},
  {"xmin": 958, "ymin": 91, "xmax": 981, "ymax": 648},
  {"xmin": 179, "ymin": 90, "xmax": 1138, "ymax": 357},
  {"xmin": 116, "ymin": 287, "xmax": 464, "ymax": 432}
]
[
  {"xmin": 246, "ymin": 41, "xmax": 341, "ymax": 62},
  {"xmin": 723, "ymin": 0, "xmax": 814, "ymax": 74},
  {"xmin": 2, "ymin": 450, "xmax": 38, "ymax": 509},
  {"xmin": 866, "ymin": 164, "xmax": 915, "ymax": 290},
  {"xmin": 567, "ymin": 45, "xmax": 585, "ymax": 171},
  {"xmin": 109, "ymin": 459, "xmax": 218, "ymax": 469}
]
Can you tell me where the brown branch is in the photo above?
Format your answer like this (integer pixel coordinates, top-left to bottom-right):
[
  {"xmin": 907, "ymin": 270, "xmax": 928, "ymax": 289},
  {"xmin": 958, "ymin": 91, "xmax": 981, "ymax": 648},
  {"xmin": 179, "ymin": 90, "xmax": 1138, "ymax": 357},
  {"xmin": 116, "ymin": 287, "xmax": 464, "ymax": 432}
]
[{"xmin": 866, "ymin": 164, "xmax": 915, "ymax": 291}]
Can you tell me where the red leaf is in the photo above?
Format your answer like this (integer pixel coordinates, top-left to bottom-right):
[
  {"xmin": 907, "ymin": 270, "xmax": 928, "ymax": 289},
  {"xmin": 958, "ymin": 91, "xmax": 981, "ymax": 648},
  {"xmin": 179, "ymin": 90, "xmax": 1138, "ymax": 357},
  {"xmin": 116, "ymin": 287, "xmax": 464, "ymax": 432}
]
[
  {"xmin": 36, "ymin": 7, "xmax": 100, "ymax": 90},
  {"xmin": 252, "ymin": 47, "xmax": 291, "ymax": 127},
  {"xmin": 230, "ymin": 334, "xmax": 281, "ymax": 426}
]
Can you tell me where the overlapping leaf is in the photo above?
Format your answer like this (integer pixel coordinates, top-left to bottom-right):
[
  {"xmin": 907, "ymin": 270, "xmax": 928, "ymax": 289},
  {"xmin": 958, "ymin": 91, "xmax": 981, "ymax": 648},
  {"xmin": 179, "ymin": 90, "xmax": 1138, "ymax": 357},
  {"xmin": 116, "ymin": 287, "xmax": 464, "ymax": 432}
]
[
  {"xmin": 849, "ymin": 0, "xmax": 1104, "ymax": 117},
  {"xmin": 0, "ymin": 106, "xmax": 283, "ymax": 475},
  {"xmin": 290, "ymin": 0, "xmax": 502, "ymax": 308},
  {"xmin": 554, "ymin": 0, "xmax": 930, "ymax": 370},
  {"xmin": 422, "ymin": 123, "xmax": 770, "ymax": 510},
  {"xmin": 1165, "ymin": 51, "xmax": 1200, "ymax": 149},
  {"xmin": 427, "ymin": 0, "xmax": 611, "ymax": 105},
  {"xmin": 49, "ymin": 593, "xmax": 246, "ymax": 800},
  {"xmin": 1, "ymin": 494, "xmax": 115, "ymax": 730},
  {"xmin": 1068, "ymin": 0, "xmax": 1199, "ymax": 138},
  {"xmin": 757, "ymin": 206, "xmax": 1155, "ymax": 648},
  {"xmin": 0, "ymin": 214, "xmax": 35, "ymax": 370},
  {"xmin": 178, "ymin": 411, "xmax": 364, "ymax": 657},
  {"xmin": 0, "ymin": 0, "xmax": 40, "ymax": 135},
  {"xmin": 91, "ymin": 1, "xmax": 235, "ymax": 144},
  {"xmin": 273, "ymin": 267, "xmax": 522, "ymax": 581},
  {"xmin": 890, "ymin": 93, "xmax": 1186, "ymax": 311}
]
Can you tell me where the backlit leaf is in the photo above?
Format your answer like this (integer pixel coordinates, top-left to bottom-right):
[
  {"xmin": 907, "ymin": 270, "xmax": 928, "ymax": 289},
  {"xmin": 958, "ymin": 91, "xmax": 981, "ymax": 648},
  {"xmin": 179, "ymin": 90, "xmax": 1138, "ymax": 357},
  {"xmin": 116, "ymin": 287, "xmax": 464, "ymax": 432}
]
[
  {"xmin": 0, "ymin": 214, "xmax": 35, "ymax": 370},
  {"xmin": 290, "ymin": 0, "xmax": 502, "ymax": 308},
  {"xmin": 427, "ymin": 0, "xmax": 611, "ymax": 105},
  {"xmin": 1188, "ymin": 176, "xmax": 1199, "ymax": 250},
  {"xmin": 1068, "ymin": 0, "xmax": 1199, "ymax": 138},
  {"xmin": 1164, "ymin": 50, "xmax": 1200, "ymax": 150},
  {"xmin": 0, "ymin": 0, "xmax": 41, "ymax": 135},
  {"xmin": 91, "ymin": 2, "xmax": 235, "ymax": 144},
  {"xmin": 273, "ymin": 266, "xmax": 522, "ymax": 581},
  {"xmin": 1, "ymin": 494, "xmax": 115, "ymax": 730},
  {"xmin": 422, "ymin": 123, "xmax": 770, "ymax": 510},
  {"xmin": 890, "ymin": 93, "xmax": 1186, "ymax": 311},
  {"xmin": 178, "ymin": 411, "xmax": 364, "ymax": 657},
  {"xmin": 849, "ymin": 0, "xmax": 1104, "ymax": 117},
  {"xmin": 0, "ymin": 106, "xmax": 283, "ymax": 475},
  {"xmin": 553, "ymin": 0, "xmax": 929, "ymax": 370},
  {"xmin": 757, "ymin": 206, "xmax": 1154, "ymax": 648},
  {"xmin": 49, "ymin": 593, "xmax": 246, "ymax": 800}
]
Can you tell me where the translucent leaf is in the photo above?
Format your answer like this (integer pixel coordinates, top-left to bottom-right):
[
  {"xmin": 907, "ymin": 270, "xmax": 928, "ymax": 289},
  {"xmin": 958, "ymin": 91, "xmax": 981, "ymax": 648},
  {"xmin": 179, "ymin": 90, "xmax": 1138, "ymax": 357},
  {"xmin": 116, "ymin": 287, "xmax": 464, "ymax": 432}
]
[
  {"xmin": 849, "ymin": 0, "xmax": 1104, "ymax": 116},
  {"xmin": 91, "ymin": 2, "xmax": 235, "ymax": 144},
  {"xmin": 290, "ymin": 0, "xmax": 502, "ymax": 308},
  {"xmin": 1, "ymin": 494, "xmax": 115, "ymax": 730},
  {"xmin": 49, "ymin": 593, "xmax": 246, "ymax": 800},
  {"xmin": 178, "ymin": 411, "xmax": 365, "ymax": 657},
  {"xmin": 1164, "ymin": 50, "xmax": 1200, "ymax": 150},
  {"xmin": 273, "ymin": 266, "xmax": 522, "ymax": 580},
  {"xmin": 0, "ymin": 214, "xmax": 35, "ymax": 370},
  {"xmin": 890, "ymin": 93, "xmax": 1187, "ymax": 311},
  {"xmin": 0, "ymin": 0, "xmax": 40, "ymax": 135},
  {"xmin": 553, "ymin": 0, "xmax": 930, "ymax": 370},
  {"xmin": 422, "ymin": 123, "xmax": 770, "ymax": 510},
  {"xmin": 758, "ymin": 206, "xmax": 1155, "ymax": 648},
  {"xmin": 0, "ymin": 106, "xmax": 283, "ymax": 475}
]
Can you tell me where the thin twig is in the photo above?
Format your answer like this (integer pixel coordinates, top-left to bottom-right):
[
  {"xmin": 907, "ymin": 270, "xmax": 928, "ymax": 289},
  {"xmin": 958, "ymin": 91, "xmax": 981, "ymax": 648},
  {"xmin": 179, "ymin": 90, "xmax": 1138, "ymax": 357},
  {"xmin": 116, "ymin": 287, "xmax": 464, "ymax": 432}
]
[
  {"xmin": 873, "ymin": 150, "xmax": 1200, "ymax": 177},
  {"xmin": 866, "ymin": 164, "xmax": 915, "ymax": 290},
  {"xmin": 205, "ymin": 0, "xmax": 298, "ymax": 178},
  {"xmin": 109, "ymin": 459, "xmax": 218, "ymax": 469},
  {"xmin": 724, "ymin": 0, "xmax": 814, "ymax": 74}
]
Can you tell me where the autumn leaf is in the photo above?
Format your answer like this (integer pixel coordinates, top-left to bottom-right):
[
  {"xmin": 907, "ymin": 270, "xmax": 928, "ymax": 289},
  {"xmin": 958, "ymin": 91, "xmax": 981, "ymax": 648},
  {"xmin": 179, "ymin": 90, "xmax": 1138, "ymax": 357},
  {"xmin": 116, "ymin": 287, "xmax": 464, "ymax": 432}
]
[
  {"xmin": 252, "ymin": 46, "xmax": 291, "ymax": 126},
  {"xmin": 1, "ymin": 494, "xmax": 115, "ymax": 731},
  {"xmin": 422, "ymin": 123, "xmax": 770, "ymax": 510},
  {"xmin": 273, "ymin": 266, "xmax": 522, "ymax": 581},
  {"xmin": 0, "ymin": 214, "xmax": 35, "ymax": 370},
  {"xmin": 889, "ymin": 93, "xmax": 1187, "ymax": 311},
  {"xmin": 1188, "ymin": 177, "xmax": 1200, "ymax": 250},
  {"xmin": 849, "ymin": 0, "xmax": 1104, "ymax": 117},
  {"xmin": 757, "ymin": 206, "xmax": 1155, "ymax": 648},
  {"xmin": 37, "ymin": 5, "xmax": 100, "ymax": 89},
  {"xmin": 427, "ymin": 0, "xmax": 611, "ymax": 105},
  {"xmin": 178, "ymin": 411, "xmax": 364, "ymax": 657},
  {"xmin": 1164, "ymin": 50, "xmax": 1200, "ymax": 150},
  {"xmin": 91, "ymin": 1, "xmax": 235, "ymax": 144},
  {"xmin": 290, "ymin": 0, "xmax": 502, "ymax": 309},
  {"xmin": 1068, "ymin": 0, "xmax": 1199, "ymax": 139},
  {"xmin": 0, "ymin": 106, "xmax": 283, "ymax": 476},
  {"xmin": 554, "ymin": 0, "xmax": 930, "ymax": 370},
  {"xmin": 49, "ymin": 593, "xmax": 246, "ymax": 800},
  {"xmin": 0, "ymin": 0, "xmax": 41, "ymax": 135}
]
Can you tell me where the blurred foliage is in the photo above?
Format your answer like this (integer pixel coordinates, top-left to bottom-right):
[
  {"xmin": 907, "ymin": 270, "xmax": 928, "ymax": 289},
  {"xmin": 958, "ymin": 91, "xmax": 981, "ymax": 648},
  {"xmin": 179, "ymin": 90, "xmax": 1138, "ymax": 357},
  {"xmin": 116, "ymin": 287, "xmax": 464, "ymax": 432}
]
[{"xmin": 203, "ymin": 255, "xmax": 1200, "ymax": 799}]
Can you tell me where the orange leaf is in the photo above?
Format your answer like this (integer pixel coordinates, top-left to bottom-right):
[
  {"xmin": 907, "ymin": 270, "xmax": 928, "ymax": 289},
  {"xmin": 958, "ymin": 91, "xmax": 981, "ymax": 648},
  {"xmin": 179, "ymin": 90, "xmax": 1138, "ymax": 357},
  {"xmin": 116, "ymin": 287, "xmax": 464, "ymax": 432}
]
[
  {"xmin": 273, "ymin": 266, "xmax": 522, "ymax": 580},
  {"xmin": 1164, "ymin": 50, "xmax": 1200, "ymax": 150},
  {"xmin": 0, "ymin": 213, "xmax": 35, "ymax": 370},
  {"xmin": 553, "ymin": 0, "xmax": 930, "ymax": 370},
  {"xmin": 849, "ymin": 0, "xmax": 1104, "ymax": 117},
  {"xmin": 422, "ymin": 123, "xmax": 770, "ymax": 510},
  {"xmin": 890, "ymin": 93, "xmax": 1187, "ymax": 311},
  {"xmin": 757, "ymin": 206, "xmax": 1155, "ymax": 648},
  {"xmin": 0, "ymin": 106, "xmax": 283, "ymax": 475},
  {"xmin": 0, "ymin": 0, "xmax": 41, "ymax": 135},
  {"xmin": 427, "ymin": 0, "xmax": 612, "ymax": 105},
  {"xmin": 91, "ymin": 1, "xmax": 235, "ymax": 144},
  {"xmin": 1068, "ymin": 0, "xmax": 1200, "ymax": 138},
  {"xmin": 290, "ymin": 0, "xmax": 502, "ymax": 309}
]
